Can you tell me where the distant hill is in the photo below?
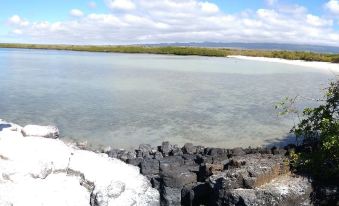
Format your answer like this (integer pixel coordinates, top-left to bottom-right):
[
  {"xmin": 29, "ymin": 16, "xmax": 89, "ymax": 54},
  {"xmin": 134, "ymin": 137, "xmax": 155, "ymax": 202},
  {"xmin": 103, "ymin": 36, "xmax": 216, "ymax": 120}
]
[{"xmin": 142, "ymin": 42, "xmax": 339, "ymax": 54}]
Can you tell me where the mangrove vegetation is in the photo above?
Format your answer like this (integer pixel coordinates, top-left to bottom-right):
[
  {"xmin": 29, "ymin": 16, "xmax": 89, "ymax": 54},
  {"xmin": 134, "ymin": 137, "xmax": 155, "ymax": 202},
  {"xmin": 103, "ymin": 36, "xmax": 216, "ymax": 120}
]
[{"xmin": 1, "ymin": 43, "xmax": 339, "ymax": 63}]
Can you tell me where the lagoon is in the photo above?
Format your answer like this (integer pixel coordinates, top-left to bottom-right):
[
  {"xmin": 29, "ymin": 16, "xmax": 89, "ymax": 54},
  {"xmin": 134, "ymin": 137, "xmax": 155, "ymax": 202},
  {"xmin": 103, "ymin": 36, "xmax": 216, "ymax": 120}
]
[{"xmin": 0, "ymin": 48, "xmax": 333, "ymax": 148}]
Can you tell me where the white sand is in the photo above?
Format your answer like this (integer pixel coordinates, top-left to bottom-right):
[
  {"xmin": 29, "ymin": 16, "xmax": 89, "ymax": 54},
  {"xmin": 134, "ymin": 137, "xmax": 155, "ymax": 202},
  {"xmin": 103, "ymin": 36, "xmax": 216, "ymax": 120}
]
[{"xmin": 228, "ymin": 55, "xmax": 339, "ymax": 74}]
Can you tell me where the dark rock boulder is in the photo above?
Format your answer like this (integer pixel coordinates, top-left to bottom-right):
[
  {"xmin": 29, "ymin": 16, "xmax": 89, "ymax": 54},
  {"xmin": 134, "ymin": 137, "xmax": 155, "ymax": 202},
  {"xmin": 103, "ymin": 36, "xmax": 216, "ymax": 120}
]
[
  {"xmin": 139, "ymin": 144, "xmax": 152, "ymax": 152},
  {"xmin": 107, "ymin": 149, "xmax": 136, "ymax": 161},
  {"xmin": 208, "ymin": 148, "xmax": 226, "ymax": 157},
  {"xmin": 138, "ymin": 144, "xmax": 153, "ymax": 158},
  {"xmin": 209, "ymin": 169, "xmax": 247, "ymax": 190},
  {"xmin": 231, "ymin": 147, "xmax": 246, "ymax": 156},
  {"xmin": 182, "ymin": 154, "xmax": 197, "ymax": 166},
  {"xmin": 160, "ymin": 156, "xmax": 185, "ymax": 172},
  {"xmin": 162, "ymin": 187, "xmax": 182, "ymax": 206},
  {"xmin": 217, "ymin": 175, "xmax": 312, "ymax": 206},
  {"xmin": 182, "ymin": 182, "xmax": 211, "ymax": 206},
  {"xmin": 160, "ymin": 141, "xmax": 171, "ymax": 156},
  {"xmin": 212, "ymin": 155, "xmax": 229, "ymax": 164},
  {"xmin": 198, "ymin": 163, "xmax": 225, "ymax": 182},
  {"xmin": 154, "ymin": 151, "xmax": 163, "ymax": 160},
  {"xmin": 183, "ymin": 143, "xmax": 196, "ymax": 154},
  {"xmin": 170, "ymin": 145, "xmax": 183, "ymax": 156},
  {"xmin": 161, "ymin": 168, "xmax": 197, "ymax": 188},
  {"xmin": 140, "ymin": 158, "xmax": 160, "ymax": 176},
  {"xmin": 195, "ymin": 146, "xmax": 205, "ymax": 155},
  {"xmin": 205, "ymin": 163, "xmax": 224, "ymax": 175},
  {"xmin": 150, "ymin": 175, "xmax": 162, "ymax": 191},
  {"xmin": 196, "ymin": 154, "xmax": 213, "ymax": 164}
]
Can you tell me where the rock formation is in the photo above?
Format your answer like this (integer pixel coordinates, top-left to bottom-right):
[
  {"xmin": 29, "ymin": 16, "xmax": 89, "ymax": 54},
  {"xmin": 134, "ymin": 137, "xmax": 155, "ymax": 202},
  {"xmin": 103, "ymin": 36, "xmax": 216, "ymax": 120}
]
[
  {"xmin": 0, "ymin": 119, "xmax": 321, "ymax": 206},
  {"xmin": 0, "ymin": 119, "xmax": 159, "ymax": 206},
  {"xmin": 106, "ymin": 142, "xmax": 314, "ymax": 206}
]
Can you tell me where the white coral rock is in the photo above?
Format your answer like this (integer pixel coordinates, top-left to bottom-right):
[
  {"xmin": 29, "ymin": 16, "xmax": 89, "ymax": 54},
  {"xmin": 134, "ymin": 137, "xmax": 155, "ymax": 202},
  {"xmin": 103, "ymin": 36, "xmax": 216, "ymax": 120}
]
[
  {"xmin": 0, "ymin": 120, "xmax": 159, "ymax": 206},
  {"xmin": 22, "ymin": 125, "xmax": 59, "ymax": 138}
]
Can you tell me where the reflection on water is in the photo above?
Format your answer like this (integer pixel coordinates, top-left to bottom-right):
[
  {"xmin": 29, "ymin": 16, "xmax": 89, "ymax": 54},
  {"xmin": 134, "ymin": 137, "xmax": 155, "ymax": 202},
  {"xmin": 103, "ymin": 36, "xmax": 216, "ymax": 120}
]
[{"xmin": 0, "ymin": 48, "xmax": 333, "ymax": 148}]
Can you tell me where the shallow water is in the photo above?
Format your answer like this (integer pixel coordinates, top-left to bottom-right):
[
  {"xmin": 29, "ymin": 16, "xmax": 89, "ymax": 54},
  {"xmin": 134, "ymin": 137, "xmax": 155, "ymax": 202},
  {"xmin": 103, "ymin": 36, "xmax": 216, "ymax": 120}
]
[{"xmin": 0, "ymin": 48, "xmax": 334, "ymax": 149}]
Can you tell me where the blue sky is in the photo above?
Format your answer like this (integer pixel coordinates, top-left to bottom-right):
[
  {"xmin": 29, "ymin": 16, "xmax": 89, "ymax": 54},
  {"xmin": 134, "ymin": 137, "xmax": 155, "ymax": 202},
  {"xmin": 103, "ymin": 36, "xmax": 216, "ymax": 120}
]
[
  {"xmin": 218, "ymin": 0, "xmax": 328, "ymax": 14},
  {"xmin": 1, "ymin": 0, "xmax": 339, "ymax": 45}
]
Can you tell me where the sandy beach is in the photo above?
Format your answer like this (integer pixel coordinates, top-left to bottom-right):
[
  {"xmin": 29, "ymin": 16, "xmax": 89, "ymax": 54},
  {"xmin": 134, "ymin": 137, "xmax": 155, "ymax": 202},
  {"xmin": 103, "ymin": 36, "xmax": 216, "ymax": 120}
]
[{"xmin": 228, "ymin": 55, "xmax": 339, "ymax": 74}]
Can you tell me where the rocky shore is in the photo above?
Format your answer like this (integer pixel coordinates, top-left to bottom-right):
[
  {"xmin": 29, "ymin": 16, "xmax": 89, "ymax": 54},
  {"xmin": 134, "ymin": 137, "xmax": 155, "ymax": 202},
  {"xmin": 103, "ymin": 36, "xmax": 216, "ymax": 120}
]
[
  {"xmin": 106, "ymin": 142, "xmax": 338, "ymax": 206},
  {"xmin": 103, "ymin": 142, "xmax": 313, "ymax": 206},
  {"xmin": 1, "ymin": 120, "xmax": 337, "ymax": 206}
]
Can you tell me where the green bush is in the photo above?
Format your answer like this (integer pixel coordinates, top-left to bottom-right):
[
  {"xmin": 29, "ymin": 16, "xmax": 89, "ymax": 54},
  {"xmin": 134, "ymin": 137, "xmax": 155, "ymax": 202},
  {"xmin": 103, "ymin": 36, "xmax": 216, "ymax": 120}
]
[
  {"xmin": 289, "ymin": 81, "xmax": 339, "ymax": 182},
  {"xmin": 331, "ymin": 56, "xmax": 339, "ymax": 63}
]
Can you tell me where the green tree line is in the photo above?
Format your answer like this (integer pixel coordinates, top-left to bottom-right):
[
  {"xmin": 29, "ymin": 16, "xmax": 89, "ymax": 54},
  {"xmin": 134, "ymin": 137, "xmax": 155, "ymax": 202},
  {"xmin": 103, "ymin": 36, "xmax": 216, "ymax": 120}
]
[{"xmin": 1, "ymin": 43, "xmax": 339, "ymax": 63}]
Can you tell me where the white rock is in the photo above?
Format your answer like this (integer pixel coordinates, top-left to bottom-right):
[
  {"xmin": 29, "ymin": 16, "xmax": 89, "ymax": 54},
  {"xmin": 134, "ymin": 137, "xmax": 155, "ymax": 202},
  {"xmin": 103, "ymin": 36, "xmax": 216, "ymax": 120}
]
[
  {"xmin": 0, "ymin": 119, "xmax": 22, "ymax": 133},
  {"xmin": 22, "ymin": 125, "xmax": 59, "ymax": 138},
  {"xmin": 69, "ymin": 150, "xmax": 159, "ymax": 206},
  {"xmin": 0, "ymin": 120, "xmax": 159, "ymax": 206},
  {"xmin": 0, "ymin": 173, "xmax": 90, "ymax": 206}
]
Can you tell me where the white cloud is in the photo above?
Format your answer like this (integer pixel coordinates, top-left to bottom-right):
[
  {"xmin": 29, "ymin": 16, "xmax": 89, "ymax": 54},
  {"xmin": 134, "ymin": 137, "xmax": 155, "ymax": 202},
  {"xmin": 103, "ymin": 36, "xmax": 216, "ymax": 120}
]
[
  {"xmin": 106, "ymin": 0, "xmax": 136, "ymax": 10},
  {"xmin": 257, "ymin": 9, "xmax": 277, "ymax": 19},
  {"xmin": 88, "ymin": 1, "xmax": 97, "ymax": 8},
  {"xmin": 266, "ymin": 0, "xmax": 278, "ymax": 6},
  {"xmin": 8, "ymin": 15, "xmax": 29, "ymax": 26},
  {"xmin": 198, "ymin": 2, "xmax": 219, "ymax": 13},
  {"xmin": 277, "ymin": 4, "xmax": 307, "ymax": 15},
  {"xmin": 4, "ymin": 0, "xmax": 339, "ymax": 46},
  {"xmin": 12, "ymin": 29, "xmax": 23, "ymax": 35},
  {"xmin": 70, "ymin": 9, "xmax": 84, "ymax": 17},
  {"xmin": 325, "ymin": 0, "xmax": 339, "ymax": 14},
  {"xmin": 306, "ymin": 14, "xmax": 333, "ymax": 27}
]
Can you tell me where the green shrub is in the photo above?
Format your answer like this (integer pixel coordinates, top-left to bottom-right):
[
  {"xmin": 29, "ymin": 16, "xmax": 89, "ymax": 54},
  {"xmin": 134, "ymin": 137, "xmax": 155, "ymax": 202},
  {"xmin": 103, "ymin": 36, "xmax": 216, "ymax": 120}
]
[
  {"xmin": 331, "ymin": 56, "xmax": 339, "ymax": 63},
  {"xmin": 287, "ymin": 81, "xmax": 339, "ymax": 182}
]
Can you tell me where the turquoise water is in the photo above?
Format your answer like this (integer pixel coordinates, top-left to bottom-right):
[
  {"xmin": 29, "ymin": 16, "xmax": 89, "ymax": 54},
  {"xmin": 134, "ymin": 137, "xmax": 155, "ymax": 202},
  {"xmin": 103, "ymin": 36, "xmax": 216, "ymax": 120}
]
[{"xmin": 0, "ymin": 48, "xmax": 333, "ymax": 148}]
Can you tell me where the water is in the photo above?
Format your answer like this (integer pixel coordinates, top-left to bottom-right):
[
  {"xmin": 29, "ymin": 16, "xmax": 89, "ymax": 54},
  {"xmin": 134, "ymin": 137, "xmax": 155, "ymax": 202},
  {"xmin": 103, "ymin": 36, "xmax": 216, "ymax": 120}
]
[{"xmin": 0, "ymin": 48, "xmax": 334, "ymax": 149}]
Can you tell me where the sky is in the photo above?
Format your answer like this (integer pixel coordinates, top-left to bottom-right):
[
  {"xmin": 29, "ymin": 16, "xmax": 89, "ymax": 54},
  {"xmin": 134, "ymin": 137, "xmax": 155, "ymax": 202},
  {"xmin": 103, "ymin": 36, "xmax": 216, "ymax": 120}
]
[{"xmin": 1, "ymin": 0, "xmax": 339, "ymax": 46}]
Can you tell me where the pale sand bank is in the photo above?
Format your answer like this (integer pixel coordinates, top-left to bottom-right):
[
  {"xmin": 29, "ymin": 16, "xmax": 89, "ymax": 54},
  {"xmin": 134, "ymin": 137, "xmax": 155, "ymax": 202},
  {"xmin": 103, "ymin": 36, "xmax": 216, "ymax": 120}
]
[{"xmin": 228, "ymin": 55, "xmax": 339, "ymax": 74}]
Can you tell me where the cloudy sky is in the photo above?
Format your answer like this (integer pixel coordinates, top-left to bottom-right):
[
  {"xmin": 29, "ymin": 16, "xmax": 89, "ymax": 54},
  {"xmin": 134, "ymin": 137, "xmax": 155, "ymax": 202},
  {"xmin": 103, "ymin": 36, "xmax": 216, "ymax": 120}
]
[{"xmin": 1, "ymin": 0, "xmax": 339, "ymax": 45}]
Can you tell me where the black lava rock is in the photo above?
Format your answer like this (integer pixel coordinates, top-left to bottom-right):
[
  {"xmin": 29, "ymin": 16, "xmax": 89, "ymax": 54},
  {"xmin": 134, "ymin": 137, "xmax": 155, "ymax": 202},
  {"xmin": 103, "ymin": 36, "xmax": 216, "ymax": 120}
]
[
  {"xmin": 161, "ymin": 141, "xmax": 171, "ymax": 156},
  {"xmin": 231, "ymin": 147, "xmax": 246, "ymax": 156},
  {"xmin": 140, "ymin": 158, "xmax": 160, "ymax": 175},
  {"xmin": 183, "ymin": 143, "xmax": 196, "ymax": 154}
]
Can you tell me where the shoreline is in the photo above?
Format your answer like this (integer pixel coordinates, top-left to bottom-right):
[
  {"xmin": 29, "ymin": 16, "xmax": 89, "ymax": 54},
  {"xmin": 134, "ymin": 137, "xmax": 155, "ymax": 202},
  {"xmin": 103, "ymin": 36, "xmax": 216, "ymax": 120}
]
[
  {"xmin": 228, "ymin": 55, "xmax": 339, "ymax": 74},
  {"xmin": 0, "ymin": 120, "xmax": 315, "ymax": 205},
  {"xmin": 1, "ymin": 43, "xmax": 339, "ymax": 63},
  {"xmin": 1, "ymin": 120, "xmax": 337, "ymax": 205}
]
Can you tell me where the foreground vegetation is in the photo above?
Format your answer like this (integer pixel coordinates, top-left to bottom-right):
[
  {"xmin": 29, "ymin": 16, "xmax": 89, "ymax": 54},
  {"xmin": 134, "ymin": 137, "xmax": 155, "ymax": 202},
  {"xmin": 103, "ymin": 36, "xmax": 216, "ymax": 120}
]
[
  {"xmin": 278, "ymin": 80, "xmax": 339, "ymax": 183},
  {"xmin": 1, "ymin": 43, "xmax": 339, "ymax": 63}
]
